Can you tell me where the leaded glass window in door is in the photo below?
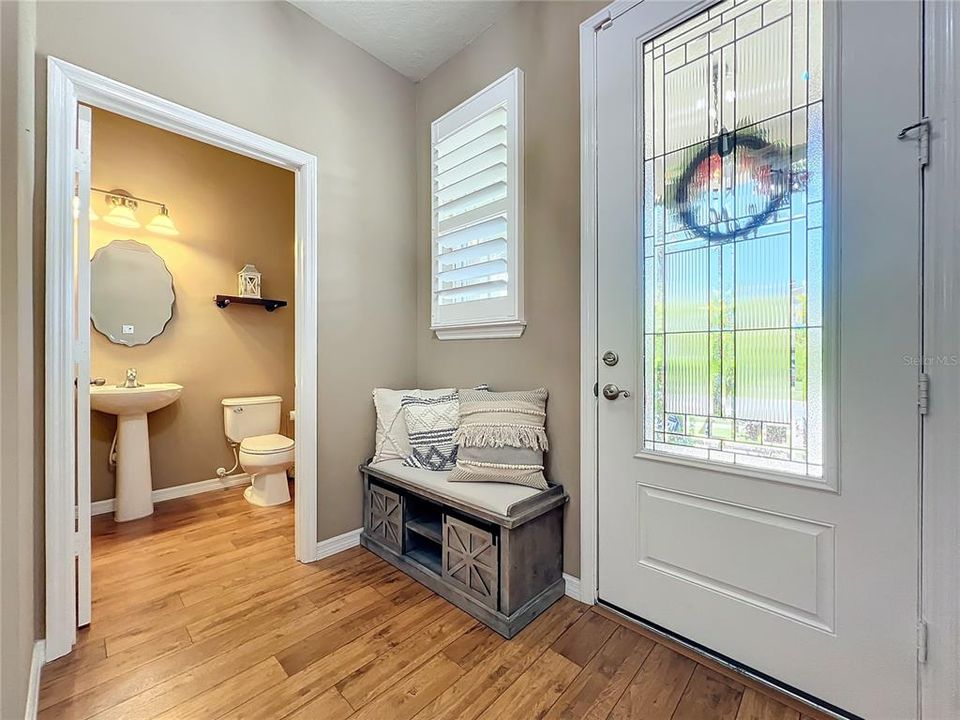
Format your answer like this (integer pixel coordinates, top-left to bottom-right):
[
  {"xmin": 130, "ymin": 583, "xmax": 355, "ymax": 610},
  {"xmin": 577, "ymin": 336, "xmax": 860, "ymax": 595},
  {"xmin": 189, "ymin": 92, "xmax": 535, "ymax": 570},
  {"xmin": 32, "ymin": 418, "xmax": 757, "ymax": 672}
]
[{"xmin": 642, "ymin": 0, "xmax": 824, "ymax": 478}]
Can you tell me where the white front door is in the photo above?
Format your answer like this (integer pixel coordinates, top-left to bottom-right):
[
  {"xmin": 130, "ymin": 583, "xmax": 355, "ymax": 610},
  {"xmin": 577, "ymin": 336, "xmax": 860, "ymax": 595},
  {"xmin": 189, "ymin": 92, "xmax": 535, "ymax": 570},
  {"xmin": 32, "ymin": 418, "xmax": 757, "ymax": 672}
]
[{"xmin": 595, "ymin": 1, "xmax": 921, "ymax": 717}]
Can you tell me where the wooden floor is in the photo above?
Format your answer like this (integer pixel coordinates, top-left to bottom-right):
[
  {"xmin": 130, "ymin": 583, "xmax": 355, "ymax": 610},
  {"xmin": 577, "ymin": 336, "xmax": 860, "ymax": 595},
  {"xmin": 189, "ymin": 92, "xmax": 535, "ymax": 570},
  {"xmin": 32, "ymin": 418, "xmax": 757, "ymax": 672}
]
[{"xmin": 40, "ymin": 486, "xmax": 830, "ymax": 720}]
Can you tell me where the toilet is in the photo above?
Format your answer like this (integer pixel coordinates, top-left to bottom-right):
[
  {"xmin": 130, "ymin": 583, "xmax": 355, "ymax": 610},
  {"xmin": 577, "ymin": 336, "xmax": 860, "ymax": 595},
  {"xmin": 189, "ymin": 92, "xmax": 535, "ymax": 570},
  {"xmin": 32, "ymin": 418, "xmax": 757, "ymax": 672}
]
[{"xmin": 222, "ymin": 395, "xmax": 294, "ymax": 507}]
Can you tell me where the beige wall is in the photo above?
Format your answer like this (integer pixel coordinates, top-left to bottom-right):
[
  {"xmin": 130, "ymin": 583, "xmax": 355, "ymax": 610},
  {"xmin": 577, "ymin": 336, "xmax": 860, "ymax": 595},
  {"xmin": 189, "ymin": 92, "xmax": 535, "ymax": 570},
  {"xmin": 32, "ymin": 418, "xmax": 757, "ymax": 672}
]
[
  {"xmin": 35, "ymin": 0, "xmax": 419, "ymax": 545},
  {"xmin": 88, "ymin": 109, "xmax": 295, "ymax": 503},
  {"xmin": 415, "ymin": 1, "xmax": 602, "ymax": 577},
  {"xmin": 11, "ymin": 4, "xmax": 593, "ymax": 689},
  {"xmin": 0, "ymin": 0, "xmax": 37, "ymax": 716}
]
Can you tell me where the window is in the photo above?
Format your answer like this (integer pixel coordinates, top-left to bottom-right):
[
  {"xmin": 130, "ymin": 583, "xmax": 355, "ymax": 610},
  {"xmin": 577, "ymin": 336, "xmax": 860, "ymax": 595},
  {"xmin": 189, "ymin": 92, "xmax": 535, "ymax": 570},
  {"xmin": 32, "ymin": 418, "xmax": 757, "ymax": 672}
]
[
  {"xmin": 641, "ymin": 0, "xmax": 824, "ymax": 478},
  {"xmin": 431, "ymin": 68, "xmax": 524, "ymax": 340}
]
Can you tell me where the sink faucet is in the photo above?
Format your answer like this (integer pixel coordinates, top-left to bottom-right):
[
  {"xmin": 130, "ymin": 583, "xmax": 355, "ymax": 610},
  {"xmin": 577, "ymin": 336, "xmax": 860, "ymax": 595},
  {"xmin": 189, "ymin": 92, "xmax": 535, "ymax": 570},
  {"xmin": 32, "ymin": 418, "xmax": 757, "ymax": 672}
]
[{"xmin": 119, "ymin": 368, "xmax": 142, "ymax": 388}]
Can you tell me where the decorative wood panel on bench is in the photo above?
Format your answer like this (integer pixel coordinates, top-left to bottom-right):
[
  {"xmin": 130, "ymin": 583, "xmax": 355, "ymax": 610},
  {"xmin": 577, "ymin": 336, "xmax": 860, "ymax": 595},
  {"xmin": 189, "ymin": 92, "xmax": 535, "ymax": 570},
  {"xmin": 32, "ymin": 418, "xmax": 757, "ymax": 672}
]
[{"xmin": 360, "ymin": 459, "xmax": 568, "ymax": 638}]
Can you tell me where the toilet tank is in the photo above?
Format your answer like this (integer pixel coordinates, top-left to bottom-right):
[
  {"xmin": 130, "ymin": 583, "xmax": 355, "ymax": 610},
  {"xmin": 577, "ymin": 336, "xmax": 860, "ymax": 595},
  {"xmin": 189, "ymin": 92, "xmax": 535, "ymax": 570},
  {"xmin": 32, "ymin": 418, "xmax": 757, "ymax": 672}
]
[{"xmin": 222, "ymin": 395, "xmax": 282, "ymax": 443}]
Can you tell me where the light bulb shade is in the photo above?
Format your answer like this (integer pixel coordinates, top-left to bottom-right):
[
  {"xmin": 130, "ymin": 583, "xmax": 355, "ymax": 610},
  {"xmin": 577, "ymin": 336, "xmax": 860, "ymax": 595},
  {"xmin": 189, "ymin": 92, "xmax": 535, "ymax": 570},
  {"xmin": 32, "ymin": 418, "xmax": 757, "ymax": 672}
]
[
  {"xmin": 145, "ymin": 207, "xmax": 179, "ymax": 236},
  {"xmin": 103, "ymin": 204, "xmax": 140, "ymax": 229}
]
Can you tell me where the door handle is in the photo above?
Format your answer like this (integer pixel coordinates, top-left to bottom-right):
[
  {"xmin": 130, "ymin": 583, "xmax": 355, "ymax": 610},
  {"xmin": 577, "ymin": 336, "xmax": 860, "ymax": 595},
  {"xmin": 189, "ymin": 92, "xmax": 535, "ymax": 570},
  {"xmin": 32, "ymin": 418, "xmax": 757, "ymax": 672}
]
[{"xmin": 602, "ymin": 383, "xmax": 631, "ymax": 400}]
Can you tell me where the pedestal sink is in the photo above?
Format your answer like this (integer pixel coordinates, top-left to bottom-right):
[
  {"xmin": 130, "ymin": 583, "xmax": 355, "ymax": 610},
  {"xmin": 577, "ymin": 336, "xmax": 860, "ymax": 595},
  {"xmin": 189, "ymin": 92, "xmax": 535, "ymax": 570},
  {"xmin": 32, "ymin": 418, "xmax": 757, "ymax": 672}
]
[{"xmin": 90, "ymin": 383, "xmax": 183, "ymax": 521}]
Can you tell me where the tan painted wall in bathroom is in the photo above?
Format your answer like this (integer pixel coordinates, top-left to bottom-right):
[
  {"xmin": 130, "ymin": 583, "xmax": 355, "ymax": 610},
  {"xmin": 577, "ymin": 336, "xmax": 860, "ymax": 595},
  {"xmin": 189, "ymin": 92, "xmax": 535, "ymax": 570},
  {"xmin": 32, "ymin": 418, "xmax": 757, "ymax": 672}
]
[{"xmin": 89, "ymin": 108, "xmax": 295, "ymax": 502}]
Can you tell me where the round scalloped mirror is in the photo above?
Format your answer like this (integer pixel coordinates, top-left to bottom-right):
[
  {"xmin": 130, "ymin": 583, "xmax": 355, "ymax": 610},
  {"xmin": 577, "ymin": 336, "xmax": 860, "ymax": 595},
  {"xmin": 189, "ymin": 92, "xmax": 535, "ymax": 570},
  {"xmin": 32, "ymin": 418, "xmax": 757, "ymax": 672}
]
[{"xmin": 90, "ymin": 239, "xmax": 175, "ymax": 346}]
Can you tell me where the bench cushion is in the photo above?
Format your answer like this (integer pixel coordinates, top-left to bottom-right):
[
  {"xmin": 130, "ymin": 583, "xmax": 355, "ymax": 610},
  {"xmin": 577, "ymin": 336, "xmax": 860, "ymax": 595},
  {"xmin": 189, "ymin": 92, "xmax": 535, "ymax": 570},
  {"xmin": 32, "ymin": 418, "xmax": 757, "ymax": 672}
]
[{"xmin": 368, "ymin": 459, "xmax": 541, "ymax": 517}]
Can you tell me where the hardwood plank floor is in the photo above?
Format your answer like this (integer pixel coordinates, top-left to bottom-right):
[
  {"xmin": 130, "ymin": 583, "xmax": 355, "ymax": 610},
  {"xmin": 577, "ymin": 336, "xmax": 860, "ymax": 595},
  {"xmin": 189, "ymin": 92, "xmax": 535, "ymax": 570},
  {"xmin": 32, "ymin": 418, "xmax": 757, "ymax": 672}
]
[{"xmin": 40, "ymin": 486, "xmax": 832, "ymax": 720}]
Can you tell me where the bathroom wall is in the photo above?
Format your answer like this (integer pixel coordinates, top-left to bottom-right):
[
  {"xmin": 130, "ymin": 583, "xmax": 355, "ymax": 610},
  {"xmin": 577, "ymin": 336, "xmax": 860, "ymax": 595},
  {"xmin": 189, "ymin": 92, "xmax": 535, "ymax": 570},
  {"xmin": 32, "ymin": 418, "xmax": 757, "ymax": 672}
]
[
  {"xmin": 88, "ymin": 108, "xmax": 295, "ymax": 502},
  {"xmin": 415, "ymin": 1, "xmax": 604, "ymax": 577},
  {"xmin": 34, "ymin": 1, "xmax": 419, "ymax": 545}
]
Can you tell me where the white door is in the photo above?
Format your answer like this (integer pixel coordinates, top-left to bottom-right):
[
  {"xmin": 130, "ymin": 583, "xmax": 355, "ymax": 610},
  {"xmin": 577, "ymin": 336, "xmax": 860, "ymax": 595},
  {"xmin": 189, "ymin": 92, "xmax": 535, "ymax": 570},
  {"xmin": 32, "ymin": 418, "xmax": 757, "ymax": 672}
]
[
  {"xmin": 596, "ymin": 1, "xmax": 921, "ymax": 717},
  {"xmin": 74, "ymin": 103, "xmax": 93, "ymax": 628}
]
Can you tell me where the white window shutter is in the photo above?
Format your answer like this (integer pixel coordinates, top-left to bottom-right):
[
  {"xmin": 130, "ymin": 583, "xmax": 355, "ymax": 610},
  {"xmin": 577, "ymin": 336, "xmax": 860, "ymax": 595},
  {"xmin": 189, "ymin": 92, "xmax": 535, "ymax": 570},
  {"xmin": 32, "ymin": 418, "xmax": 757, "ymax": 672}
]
[{"xmin": 431, "ymin": 68, "xmax": 525, "ymax": 340}]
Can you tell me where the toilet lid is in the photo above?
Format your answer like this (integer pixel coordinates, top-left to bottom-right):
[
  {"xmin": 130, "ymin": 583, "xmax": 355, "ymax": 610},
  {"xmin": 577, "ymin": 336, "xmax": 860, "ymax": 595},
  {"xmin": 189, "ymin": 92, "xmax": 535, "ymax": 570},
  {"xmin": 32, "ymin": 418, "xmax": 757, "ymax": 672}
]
[{"xmin": 241, "ymin": 433, "xmax": 295, "ymax": 455}]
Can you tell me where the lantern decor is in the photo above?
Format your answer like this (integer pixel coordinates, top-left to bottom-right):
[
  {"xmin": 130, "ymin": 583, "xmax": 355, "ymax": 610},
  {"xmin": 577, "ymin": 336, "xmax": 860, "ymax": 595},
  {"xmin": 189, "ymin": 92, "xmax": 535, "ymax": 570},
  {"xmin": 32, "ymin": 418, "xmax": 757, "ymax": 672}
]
[{"xmin": 238, "ymin": 264, "xmax": 262, "ymax": 299}]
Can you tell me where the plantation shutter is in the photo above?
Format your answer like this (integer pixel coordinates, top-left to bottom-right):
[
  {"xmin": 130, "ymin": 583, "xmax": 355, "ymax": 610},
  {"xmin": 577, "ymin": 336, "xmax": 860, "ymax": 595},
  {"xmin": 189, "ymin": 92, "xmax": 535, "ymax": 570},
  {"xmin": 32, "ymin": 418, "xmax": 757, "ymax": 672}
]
[{"xmin": 431, "ymin": 68, "xmax": 525, "ymax": 339}]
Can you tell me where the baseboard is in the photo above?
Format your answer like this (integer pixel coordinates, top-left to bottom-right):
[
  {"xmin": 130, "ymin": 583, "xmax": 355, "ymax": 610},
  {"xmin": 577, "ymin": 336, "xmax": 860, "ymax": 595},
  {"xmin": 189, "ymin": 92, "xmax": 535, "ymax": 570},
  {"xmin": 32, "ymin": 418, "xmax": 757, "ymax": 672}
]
[
  {"xmin": 24, "ymin": 639, "xmax": 44, "ymax": 720},
  {"xmin": 315, "ymin": 527, "xmax": 362, "ymax": 561},
  {"xmin": 89, "ymin": 474, "xmax": 250, "ymax": 516},
  {"xmin": 563, "ymin": 573, "xmax": 583, "ymax": 602}
]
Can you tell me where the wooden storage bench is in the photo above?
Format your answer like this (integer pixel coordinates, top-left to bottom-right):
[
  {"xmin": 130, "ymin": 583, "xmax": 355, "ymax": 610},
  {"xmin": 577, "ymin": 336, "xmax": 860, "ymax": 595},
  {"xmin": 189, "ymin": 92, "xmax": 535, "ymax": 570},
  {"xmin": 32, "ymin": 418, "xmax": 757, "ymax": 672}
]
[{"xmin": 359, "ymin": 459, "xmax": 568, "ymax": 638}]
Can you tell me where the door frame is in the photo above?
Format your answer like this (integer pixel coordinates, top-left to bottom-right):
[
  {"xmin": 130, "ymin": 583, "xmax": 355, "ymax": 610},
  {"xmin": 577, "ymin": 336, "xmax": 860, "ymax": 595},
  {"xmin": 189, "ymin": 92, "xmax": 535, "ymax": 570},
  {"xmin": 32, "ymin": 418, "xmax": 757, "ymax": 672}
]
[
  {"xmin": 579, "ymin": 2, "xmax": 959, "ymax": 718},
  {"xmin": 45, "ymin": 56, "xmax": 320, "ymax": 661},
  {"xmin": 579, "ymin": 1, "xmax": 638, "ymax": 610},
  {"xmin": 918, "ymin": 0, "xmax": 960, "ymax": 717}
]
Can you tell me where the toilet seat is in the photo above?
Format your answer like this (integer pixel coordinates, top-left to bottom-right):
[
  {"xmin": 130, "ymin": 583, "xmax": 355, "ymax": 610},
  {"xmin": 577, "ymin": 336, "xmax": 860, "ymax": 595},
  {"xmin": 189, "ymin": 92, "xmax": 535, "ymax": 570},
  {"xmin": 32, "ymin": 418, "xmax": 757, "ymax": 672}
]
[{"xmin": 240, "ymin": 433, "xmax": 294, "ymax": 455}]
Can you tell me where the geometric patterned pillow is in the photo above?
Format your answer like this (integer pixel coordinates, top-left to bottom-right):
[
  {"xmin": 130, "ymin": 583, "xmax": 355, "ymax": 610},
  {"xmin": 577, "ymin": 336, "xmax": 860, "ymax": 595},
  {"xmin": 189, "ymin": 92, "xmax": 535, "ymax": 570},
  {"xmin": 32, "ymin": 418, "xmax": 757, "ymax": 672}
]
[
  {"xmin": 401, "ymin": 393, "xmax": 460, "ymax": 471},
  {"xmin": 372, "ymin": 387, "xmax": 454, "ymax": 463}
]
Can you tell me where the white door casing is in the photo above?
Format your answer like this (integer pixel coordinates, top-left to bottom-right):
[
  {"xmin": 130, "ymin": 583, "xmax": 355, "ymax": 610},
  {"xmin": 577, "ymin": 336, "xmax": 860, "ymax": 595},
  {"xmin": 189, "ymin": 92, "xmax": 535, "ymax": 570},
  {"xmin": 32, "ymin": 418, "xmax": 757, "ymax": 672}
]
[
  {"xmin": 594, "ymin": 1, "xmax": 921, "ymax": 718},
  {"xmin": 75, "ymin": 104, "xmax": 92, "ymax": 628},
  {"xmin": 45, "ymin": 57, "xmax": 320, "ymax": 661}
]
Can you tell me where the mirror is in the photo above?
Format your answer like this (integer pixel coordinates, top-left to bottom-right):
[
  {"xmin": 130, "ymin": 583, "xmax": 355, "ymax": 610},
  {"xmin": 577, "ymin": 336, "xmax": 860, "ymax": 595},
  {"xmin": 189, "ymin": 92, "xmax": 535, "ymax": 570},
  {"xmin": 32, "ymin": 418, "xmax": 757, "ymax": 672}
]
[{"xmin": 91, "ymin": 239, "xmax": 175, "ymax": 346}]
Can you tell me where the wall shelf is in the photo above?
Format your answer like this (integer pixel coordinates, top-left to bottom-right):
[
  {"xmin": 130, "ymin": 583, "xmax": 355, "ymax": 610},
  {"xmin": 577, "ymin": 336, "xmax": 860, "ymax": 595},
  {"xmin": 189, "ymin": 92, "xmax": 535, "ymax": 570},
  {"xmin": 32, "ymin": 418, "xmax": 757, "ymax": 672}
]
[{"xmin": 214, "ymin": 294, "xmax": 287, "ymax": 312}]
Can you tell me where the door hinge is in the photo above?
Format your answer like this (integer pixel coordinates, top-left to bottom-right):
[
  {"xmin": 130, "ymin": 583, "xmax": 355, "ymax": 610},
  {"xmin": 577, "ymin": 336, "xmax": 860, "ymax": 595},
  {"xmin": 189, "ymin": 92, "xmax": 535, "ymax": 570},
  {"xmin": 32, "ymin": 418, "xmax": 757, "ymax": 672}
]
[
  {"xmin": 596, "ymin": 16, "xmax": 613, "ymax": 31},
  {"xmin": 918, "ymin": 372, "xmax": 930, "ymax": 415},
  {"xmin": 73, "ymin": 147, "xmax": 90, "ymax": 172},
  {"xmin": 74, "ymin": 531, "xmax": 82, "ymax": 557},
  {"xmin": 897, "ymin": 118, "xmax": 930, "ymax": 168},
  {"xmin": 917, "ymin": 620, "xmax": 928, "ymax": 663}
]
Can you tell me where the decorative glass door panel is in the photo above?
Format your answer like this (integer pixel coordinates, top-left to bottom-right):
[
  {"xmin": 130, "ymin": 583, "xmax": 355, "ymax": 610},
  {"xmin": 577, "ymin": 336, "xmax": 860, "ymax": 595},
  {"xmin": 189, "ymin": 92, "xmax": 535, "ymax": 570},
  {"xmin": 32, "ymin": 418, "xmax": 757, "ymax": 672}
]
[{"xmin": 642, "ymin": 0, "xmax": 824, "ymax": 478}]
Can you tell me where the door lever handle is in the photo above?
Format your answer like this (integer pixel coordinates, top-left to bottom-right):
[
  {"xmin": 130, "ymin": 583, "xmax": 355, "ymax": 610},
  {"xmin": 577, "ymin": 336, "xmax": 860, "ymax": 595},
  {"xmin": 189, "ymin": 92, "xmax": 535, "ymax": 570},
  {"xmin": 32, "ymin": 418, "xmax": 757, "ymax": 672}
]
[{"xmin": 602, "ymin": 383, "xmax": 631, "ymax": 400}]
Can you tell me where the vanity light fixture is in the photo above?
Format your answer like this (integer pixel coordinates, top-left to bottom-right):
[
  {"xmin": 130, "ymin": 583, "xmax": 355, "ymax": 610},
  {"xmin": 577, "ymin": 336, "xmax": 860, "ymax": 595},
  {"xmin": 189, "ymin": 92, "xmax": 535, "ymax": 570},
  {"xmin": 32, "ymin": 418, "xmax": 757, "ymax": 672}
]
[
  {"xmin": 94, "ymin": 187, "xmax": 180, "ymax": 236},
  {"xmin": 101, "ymin": 189, "xmax": 141, "ymax": 229},
  {"xmin": 145, "ymin": 206, "xmax": 180, "ymax": 237}
]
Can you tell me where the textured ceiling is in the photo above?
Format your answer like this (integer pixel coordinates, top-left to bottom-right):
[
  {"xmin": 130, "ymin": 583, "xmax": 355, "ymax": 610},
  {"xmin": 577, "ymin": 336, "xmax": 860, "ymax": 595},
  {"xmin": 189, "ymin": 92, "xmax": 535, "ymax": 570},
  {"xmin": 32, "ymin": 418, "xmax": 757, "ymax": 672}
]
[{"xmin": 290, "ymin": 1, "xmax": 514, "ymax": 81}]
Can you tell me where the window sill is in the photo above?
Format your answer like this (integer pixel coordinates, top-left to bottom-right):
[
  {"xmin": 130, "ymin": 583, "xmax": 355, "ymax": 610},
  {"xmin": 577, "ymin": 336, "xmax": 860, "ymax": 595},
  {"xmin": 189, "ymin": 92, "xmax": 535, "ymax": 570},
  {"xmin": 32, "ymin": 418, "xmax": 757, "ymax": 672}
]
[{"xmin": 433, "ymin": 320, "xmax": 527, "ymax": 341}]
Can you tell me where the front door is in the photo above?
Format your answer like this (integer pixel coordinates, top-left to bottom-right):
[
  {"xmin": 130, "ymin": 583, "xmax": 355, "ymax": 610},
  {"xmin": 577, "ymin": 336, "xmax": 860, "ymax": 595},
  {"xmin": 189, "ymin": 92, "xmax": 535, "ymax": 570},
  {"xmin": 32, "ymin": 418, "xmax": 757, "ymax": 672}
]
[{"xmin": 596, "ymin": 1, "xmax": 922, "ymax": 717}]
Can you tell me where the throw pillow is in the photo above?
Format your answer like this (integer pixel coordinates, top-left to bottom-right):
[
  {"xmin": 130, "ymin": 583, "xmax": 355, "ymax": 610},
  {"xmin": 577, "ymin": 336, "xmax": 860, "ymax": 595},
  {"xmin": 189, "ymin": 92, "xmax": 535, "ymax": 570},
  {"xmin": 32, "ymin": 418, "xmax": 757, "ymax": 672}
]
[
  {"xmin": 372, "ymin": 387, "xmax": 454, "ymax": 463},
  {"xmin": 450, "ymin": 388, "xmax": 549, "ymax": 490},
  {"xmin": 401, "ymin": 393, "xmax": 460, "ymax": 471}
]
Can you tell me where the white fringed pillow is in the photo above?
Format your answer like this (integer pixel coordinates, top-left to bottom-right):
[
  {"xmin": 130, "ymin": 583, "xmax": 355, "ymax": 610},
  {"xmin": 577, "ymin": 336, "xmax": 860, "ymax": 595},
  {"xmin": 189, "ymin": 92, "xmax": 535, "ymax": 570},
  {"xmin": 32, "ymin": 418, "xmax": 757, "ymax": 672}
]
[
  {"xmin": 450, "ymin": 388, "xmax": 549, "ymax": 490},
  {"xmin": 372, "ymin": 387, "xmax": 454, "ymax": 463}
]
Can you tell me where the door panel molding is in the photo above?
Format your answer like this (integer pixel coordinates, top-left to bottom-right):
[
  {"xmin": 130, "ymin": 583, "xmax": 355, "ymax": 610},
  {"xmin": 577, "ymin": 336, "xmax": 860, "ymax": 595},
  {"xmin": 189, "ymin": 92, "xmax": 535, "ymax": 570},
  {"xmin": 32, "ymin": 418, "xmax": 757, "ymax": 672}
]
[{"xmin": 636, "ymin": 484, "xmax": 835, "ymax": 632}]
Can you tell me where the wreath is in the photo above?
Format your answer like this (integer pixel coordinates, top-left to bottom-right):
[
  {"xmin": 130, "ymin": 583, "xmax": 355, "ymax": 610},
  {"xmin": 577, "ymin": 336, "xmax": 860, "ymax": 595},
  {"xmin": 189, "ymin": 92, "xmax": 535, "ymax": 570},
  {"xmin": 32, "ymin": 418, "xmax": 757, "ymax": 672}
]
[{"xmin": 674, "ymin": 130, "xmax": 790, "ymax": 242}]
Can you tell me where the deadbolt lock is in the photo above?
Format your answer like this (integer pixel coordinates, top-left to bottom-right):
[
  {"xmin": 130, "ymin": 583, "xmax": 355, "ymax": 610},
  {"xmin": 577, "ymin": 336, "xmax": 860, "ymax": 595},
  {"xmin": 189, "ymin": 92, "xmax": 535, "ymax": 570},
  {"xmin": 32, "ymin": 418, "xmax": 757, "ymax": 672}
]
[{"xmin": 602, "ymin": 350, "xmax": 619, "ymax": 367}]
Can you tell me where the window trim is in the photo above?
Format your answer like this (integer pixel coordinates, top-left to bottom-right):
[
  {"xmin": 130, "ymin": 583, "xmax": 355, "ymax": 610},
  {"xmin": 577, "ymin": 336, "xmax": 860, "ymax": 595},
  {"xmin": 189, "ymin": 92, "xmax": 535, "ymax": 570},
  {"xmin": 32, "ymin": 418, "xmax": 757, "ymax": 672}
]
[{"xmin": 430, "ymin": 68, "xmax": 525, "ymax": 341}]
